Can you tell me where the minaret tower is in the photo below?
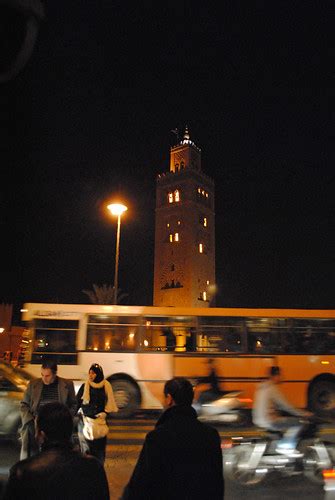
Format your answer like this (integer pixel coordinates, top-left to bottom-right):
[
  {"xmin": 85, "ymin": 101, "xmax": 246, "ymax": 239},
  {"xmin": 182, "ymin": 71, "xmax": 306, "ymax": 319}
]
[{"xmin": 153, "ymin": 127, "xmax": 215, "ymax": 307}]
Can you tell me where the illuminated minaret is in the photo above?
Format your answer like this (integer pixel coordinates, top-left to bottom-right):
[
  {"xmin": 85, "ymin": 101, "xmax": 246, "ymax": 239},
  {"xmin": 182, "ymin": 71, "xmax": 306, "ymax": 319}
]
[{"xmin": 153, "ymin": 127, "xmax": 215, "ymax": 307}]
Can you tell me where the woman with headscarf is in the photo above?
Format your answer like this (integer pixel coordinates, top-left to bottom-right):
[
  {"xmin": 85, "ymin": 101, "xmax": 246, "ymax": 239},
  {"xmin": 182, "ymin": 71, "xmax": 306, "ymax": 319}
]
[{"xmin": 76, "ymin": 363, "xmax": 118, "ymax": 463}]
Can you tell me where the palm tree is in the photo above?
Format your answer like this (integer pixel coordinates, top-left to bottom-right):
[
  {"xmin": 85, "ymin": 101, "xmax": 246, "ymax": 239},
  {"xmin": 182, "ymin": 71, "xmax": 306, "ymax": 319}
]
[{"xmin": 82, "ymin": 284, "xmax": 128, "ymax": 305}]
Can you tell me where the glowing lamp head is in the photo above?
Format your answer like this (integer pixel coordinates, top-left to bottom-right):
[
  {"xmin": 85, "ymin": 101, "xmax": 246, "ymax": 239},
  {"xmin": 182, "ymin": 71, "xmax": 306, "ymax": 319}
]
[{"xmin": 107, "ymin": 203, "xmax": 128, "ymax": 216}]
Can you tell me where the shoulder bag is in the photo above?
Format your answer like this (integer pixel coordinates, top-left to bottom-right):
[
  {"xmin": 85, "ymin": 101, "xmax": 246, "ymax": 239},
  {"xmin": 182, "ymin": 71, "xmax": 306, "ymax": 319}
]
[{"xmin": 82, "ymin": 414, "xmax": 109, "ymax": 441}]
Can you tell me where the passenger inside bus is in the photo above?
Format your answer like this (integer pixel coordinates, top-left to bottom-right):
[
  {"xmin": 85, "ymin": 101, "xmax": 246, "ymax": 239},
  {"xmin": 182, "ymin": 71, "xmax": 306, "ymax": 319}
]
[{"xmin": 161, "ymin": 327, "xmax": 175, "ymax": 351}]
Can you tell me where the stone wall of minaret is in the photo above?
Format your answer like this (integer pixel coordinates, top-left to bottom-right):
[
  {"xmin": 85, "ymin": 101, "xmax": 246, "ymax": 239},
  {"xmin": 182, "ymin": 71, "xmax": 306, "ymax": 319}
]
[{"xmin": 153, "ymin": 128, "xmax": 215, "ymax": 307}]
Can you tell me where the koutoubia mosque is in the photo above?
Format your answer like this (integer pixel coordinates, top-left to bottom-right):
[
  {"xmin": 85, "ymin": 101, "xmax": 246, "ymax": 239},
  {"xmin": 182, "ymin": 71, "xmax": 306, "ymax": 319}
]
[{"xmin": 153, "ymin": 127, "xmax": 215, "ymax": 307}]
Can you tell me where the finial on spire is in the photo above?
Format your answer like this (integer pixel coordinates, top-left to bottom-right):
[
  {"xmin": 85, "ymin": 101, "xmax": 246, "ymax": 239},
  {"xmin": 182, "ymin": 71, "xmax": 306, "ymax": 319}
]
[
  {"xmin": 170, "ymin": 128, "xmax": 179, "ymax": 143},
  {"xmin": 183, "ymin": 125, "xmax": 190, "ymax": 141}
]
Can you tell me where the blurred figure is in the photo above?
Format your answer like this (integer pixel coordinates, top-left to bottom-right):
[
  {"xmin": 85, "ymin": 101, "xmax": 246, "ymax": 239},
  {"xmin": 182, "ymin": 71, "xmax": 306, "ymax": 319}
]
[
  {"xmin": 20, "ymin": 361, "xmax": 76, "ymax": 459},
  {"xmin": 193, "ymin": 358, "xmax": 222, "ymax": 409},
  {"xmin": 3, "ymin": 402, "xmax": 110, "ymax": 500},
  {"xmin": 253, "ymin": 365, "xmax": 311, "ymax": 453},
  {"xmin": 161, "ymin": 327, "xmax": 175, "ymax": 351},
  {"xmin": 3, "ymin": 351, "xmax": 13, "ymax": 362},
  {"xmin": 122, "ymin": 377, "xmax": 224, "ymax": 500},
  {"xmin": 76, "ymin": 363, "xmax": 118, "ymax": 464}
]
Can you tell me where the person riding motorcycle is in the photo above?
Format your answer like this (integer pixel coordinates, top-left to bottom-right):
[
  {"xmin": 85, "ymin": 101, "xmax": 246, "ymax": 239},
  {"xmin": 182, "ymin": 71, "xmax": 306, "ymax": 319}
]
[
  {"xmin": 252, "ymin": 365, "xmax": 311, "ymax": 454},
  {"xmin": 193, "ymin": 358, "xmax": 222, "ymax": 409}
]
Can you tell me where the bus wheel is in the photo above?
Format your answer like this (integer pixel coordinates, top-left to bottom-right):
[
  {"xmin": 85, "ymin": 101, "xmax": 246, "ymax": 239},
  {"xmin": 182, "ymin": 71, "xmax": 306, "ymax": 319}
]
[
  {"xmin": 308, "ymin": 380, "xmax": 335, "ymax": 416},
  {"xmin": 109, "ymin": 379, "xmax": 140, "ymax": 418}
]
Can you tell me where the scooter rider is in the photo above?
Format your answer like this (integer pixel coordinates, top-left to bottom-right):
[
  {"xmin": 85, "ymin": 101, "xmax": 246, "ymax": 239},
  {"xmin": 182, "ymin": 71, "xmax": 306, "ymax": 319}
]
[
  {"xmin": 193, "ymin": 358, "xmax": 222, "ymax": 412},
  {"xmin": 253, "ymin": 365, "xmax": 311, "ymax": 454}
]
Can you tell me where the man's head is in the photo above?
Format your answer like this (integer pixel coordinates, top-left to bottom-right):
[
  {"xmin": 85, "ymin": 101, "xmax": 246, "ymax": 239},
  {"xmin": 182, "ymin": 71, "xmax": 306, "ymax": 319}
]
[
  {"xmin": 41, "ymin": 361, "xmax": 57, "ymax": 385},
  {"xmin": 164, "ymin": 377, "xmax": 194, "ymax": 407},
  {"xmin": 35, "ymin": 402, "xmax": 73, "ymax": 445},
  {"xmin": 268, "ymin": 365, "xmax": 281, "ymax": 383}
]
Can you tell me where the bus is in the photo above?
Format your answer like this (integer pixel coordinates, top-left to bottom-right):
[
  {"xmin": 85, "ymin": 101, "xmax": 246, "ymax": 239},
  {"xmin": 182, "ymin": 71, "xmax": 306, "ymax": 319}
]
[{"xmin": 19, "ymin": 303, "xmax": 335, "ymax": 418}]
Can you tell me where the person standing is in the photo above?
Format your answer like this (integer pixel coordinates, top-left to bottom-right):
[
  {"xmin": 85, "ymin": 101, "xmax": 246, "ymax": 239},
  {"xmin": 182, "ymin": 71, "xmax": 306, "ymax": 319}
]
[
  {"xmin": 122, "ymin": 377, "xmax": 224, "ymax": 500},
  {"xmin": 3, "ymin": 402, "xmax": 110, "ymax": 500},
  {"xmin": 20, "ymin": 361, "xmax": 76, "ymax": 460},
  {"xmin": 76, "ymin": 363, "xmax": 118, "ymax": 464}
]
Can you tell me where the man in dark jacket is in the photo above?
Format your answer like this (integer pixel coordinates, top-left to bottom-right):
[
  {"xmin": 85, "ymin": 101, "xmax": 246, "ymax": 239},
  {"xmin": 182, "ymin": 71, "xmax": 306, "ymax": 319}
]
[
  {"xmin": 3, "ymin": 402, "xmax": 110, "ymax": 500},
  {"xmin": 122, "ymin": 377, "xmax": 224, "ymax": 500},
  {"xmin": 20, "ymin": 361, "xmax": 77, "ymax": 459}
]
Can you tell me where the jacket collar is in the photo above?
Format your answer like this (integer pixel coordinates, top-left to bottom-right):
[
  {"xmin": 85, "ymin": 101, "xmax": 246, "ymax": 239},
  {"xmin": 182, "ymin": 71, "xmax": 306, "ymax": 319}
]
[
  {"xmin": 155, "ymin": 404, "xmax": 197, "ymax": 428},
  {"xmin": 41, "ymin": 440, "xmax": 73, "ymax": 452}
]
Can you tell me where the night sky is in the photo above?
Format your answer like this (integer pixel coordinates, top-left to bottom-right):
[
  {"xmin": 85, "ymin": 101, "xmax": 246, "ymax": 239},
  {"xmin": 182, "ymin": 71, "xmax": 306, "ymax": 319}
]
[{"xmin": 1, "ymin": 2, "xmax": 335, "ymax": 322}]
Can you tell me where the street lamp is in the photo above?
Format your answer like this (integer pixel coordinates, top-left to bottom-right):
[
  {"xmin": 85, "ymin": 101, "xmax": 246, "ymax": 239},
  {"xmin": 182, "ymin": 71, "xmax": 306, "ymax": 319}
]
[{"xmin": 107, "ymin": 203, "xmax": 128, "ymax": 304}]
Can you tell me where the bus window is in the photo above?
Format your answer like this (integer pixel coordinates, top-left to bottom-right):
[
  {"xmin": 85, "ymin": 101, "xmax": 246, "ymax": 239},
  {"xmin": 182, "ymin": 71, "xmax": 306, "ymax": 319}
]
[
  {"xmin": 142, "ymin": 316, "xmax": 194, "ymax": 351},
  {"xmin": 246, "ymin": 317, "xmax": 289, "ymax": 354},
  {"xmin": 293, "ymin": 319, "xmax": 335, "ymax": 354},
  {"xmin": 326, "ymin": 331, "xmax": 335, "ymax": 353},
  {"xmin": 31, "ymin": 319, "xmax": 78, "ymax": 365},
  {"xmin": 198, "ymin": 317, "xmax": 245, "ymax": 352},
  {"xmin": 86, "ymin": 315, "xmax": 139, "ymax": 352}
]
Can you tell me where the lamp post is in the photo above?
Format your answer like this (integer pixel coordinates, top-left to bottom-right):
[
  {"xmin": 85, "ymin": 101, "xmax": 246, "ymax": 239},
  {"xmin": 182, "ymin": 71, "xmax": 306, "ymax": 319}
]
[{"xmin": 107, "ymin": 203, "xmax": 128, "ymax": 304}]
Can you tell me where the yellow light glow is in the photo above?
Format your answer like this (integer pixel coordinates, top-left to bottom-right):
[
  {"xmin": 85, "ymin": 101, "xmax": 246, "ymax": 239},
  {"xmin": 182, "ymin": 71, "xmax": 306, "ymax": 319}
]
[
  {"xmin": 107, "ymin": 203, "xmax": 128, "ymax": 216},
  {"xmin": 199, "ymin": 243, "xmax": 203, "ymax": 253},
  {"xmin": 203, "ymin": 217, "xmax": 207, "ymax": 227},
  {"xmin": 321, "ymin": 360, "xmax": 330, "ymax": 365},
  {"xmin": 174, "ymin": 232, "xmax": 179, "ymax": 242},
  {"xmin": 93, "ymin": 347, "xmax": 98, "ymax": 351},
  {"xmin": 0, "ymin": 328, "xmax": 4, "ymax": 334},
  {"xmin": 129, "ymin": 333, "xmax": 135, "ymax": 339},
  {"xmin": 323, "ymin": 469, "xmax": 335, "ymax": 479},
  {"xmin": 144, "ymin": 339, "xmax": 149, "ymax": 347}
]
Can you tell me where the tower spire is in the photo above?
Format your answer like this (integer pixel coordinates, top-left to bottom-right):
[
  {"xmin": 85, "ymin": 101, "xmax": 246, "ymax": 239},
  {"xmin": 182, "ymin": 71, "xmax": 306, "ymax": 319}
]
[{"xmin": 183, "ymin": 125, "xmax": 190, "ymax": 141}]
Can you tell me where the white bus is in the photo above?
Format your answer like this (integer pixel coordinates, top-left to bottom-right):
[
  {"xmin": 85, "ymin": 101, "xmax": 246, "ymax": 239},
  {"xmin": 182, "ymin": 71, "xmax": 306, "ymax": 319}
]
[{"xmin": 19, "ymin": 303, "xmax": 335, "ymax": 417}]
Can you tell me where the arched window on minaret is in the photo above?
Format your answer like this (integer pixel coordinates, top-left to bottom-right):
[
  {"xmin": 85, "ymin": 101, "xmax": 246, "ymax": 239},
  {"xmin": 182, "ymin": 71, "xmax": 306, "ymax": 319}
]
[{"xmin": 174, "ymin": 189, "xmax": 180, "ymax": 202}]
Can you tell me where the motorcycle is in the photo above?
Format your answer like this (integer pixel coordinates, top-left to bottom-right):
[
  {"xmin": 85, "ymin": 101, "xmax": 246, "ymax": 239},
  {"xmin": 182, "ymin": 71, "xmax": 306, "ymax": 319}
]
[
  {"xmin": 192, "ymin": 386, "xmax": 250, "ymax": 426},
  {"xmin": 224, "ymin": 416, "xmax": 335, "ymax": 486}
]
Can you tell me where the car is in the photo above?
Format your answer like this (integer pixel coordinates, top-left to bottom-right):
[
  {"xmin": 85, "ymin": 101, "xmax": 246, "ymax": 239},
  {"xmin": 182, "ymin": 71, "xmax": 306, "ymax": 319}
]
[{"xmin": 0, "ymin": 361, "xmax": 36, "ymax": 441}]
